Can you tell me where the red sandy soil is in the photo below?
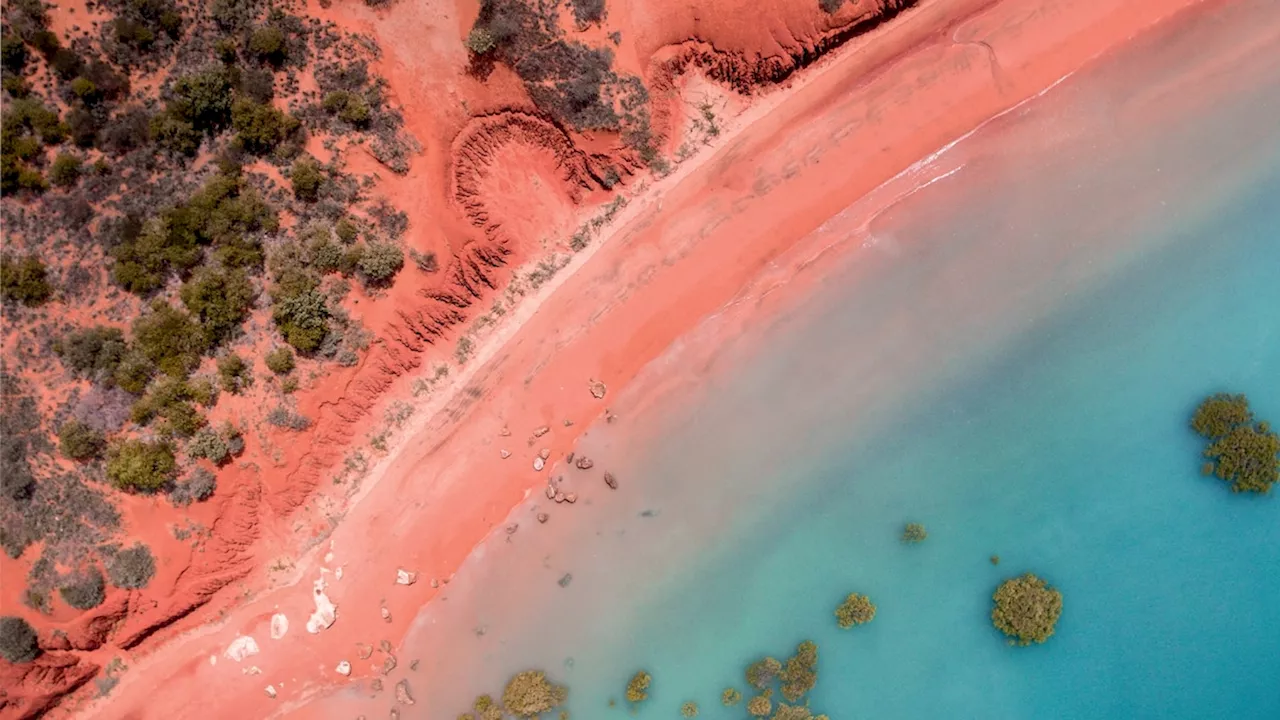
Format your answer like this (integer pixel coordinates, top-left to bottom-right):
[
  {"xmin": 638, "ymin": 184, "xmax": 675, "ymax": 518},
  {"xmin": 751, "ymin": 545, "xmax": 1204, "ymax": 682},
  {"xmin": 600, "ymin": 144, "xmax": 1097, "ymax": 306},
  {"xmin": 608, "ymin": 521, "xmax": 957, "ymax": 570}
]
[{"xmin": 0, "ymin": 0, "xmax": 1255, "ymax": 717}]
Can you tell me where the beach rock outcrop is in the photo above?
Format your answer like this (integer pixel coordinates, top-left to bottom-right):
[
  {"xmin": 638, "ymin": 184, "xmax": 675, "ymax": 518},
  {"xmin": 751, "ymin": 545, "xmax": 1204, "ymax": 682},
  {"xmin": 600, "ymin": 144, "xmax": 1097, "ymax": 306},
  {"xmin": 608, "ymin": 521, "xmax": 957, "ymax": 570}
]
[{"xmin": 395, "ymin": 679, "xmax": 415, "ymax": 705}]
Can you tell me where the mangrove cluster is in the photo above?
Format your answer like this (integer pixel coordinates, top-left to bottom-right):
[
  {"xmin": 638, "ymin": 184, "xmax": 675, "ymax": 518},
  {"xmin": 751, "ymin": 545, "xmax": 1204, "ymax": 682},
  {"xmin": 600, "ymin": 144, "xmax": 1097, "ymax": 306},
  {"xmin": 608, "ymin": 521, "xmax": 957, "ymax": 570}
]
[
  {"xmin": 991, "ymin": 573, "xmax": 1063, "ymax": 646},
  {"xmin": 1191, "ymin": 393, "xmax": 1279, "ymax": 494}
]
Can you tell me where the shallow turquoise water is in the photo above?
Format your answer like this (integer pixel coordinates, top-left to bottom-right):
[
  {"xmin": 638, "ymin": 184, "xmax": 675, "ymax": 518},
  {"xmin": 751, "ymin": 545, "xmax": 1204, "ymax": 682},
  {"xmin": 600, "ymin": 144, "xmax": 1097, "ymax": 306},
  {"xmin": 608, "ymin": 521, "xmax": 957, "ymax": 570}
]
[{"xmin": 384, "ymin": 8, "xmax": 1280, "ymax": 719}]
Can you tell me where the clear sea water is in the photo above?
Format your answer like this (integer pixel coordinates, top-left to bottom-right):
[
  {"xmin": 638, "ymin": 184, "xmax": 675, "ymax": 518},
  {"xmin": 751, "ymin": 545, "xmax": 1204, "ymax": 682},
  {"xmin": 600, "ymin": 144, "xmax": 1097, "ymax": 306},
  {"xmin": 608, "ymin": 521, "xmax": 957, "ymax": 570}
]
[{"xmin": 380, "ymin": 6, "xmax": 1280, "ymax": 720}]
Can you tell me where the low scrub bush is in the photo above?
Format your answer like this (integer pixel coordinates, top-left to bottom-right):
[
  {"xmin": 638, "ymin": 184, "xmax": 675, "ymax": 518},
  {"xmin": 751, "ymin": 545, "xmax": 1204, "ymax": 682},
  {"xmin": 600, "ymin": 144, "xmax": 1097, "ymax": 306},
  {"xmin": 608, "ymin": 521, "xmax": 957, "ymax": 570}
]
[
  {"xmin": 106, "ymin": 439, "xmax": 176, "ymax": 492},
  {"xmin": 169, "ymin": 466, "xmax": 216, "ymax": 506},
  {"xmin": 58, "ymin": 419, "xmax": 106, "ymax": 460},
  {"xmin": 58, "ymin": 567, "xmax": 106, "ymax": 610},
  {"xmin": 0, "ymin": 254, "xmax": 52, "ymax": 305},
  {"xmin": 265, "ymin": 404, "xmax": 311, "ymax": 431},
  {"xmin": 264, "ymin": 346, "xmax": 295, "ymax": 374},
  {"xmin": 107, "ymin": 544, "xmax": 156, "ymax": 589},
  {"xmin": 0, "ymin": 616, "xmax": 39, "ymax": 663}
]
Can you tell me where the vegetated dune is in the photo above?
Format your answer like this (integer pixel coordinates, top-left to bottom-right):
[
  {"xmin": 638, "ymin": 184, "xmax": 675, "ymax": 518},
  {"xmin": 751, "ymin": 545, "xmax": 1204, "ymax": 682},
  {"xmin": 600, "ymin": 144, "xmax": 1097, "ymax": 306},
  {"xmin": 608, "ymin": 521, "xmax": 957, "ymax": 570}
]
[{"xmin": 0, "ymin": 0, "xmax": 1230, "ymax": 716}]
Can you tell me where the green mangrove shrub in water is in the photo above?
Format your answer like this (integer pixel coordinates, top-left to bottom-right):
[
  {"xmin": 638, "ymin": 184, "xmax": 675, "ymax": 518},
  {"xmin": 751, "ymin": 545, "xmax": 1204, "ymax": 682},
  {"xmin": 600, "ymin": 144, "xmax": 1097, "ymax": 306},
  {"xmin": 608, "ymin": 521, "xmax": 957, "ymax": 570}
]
[
  {"xmin": 1191, "ymin": 393, "xmax": 1279, "ymax": 494},
  {"xmin": 745, "ymin": 656, "xmax": 781, "ymax": 689},
  {"xmin": 834, "ymin": 592, "xmax": 877, "ymax": 629},
  {"xmin": 779, "ymin": 640, "xmax": 819, "ymax": 702},
  {"xmin": 625, "ymin": 669, "xmax": 651, "ymax": 703},
  {"xmin": 722, "ymin": 687, "xmax": 743, "ymax": 706},
  {"xmin": 902, "ymin": 522, "xmax": 928, "ymax": 543},
  {"xmin": 501, "ymin": 670, "xmax": 567, "ymax": 717},
  {"xmin": 991, "ymin": 573, "xmax": 1063, "ymax": 646}
]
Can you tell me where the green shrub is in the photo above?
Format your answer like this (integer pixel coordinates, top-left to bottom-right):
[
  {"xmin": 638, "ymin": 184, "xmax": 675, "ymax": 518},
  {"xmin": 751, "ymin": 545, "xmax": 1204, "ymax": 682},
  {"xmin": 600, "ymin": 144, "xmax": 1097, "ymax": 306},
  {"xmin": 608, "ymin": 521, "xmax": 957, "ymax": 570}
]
[
  {"xmin": 334, "ymin": 216, "xmax": 359, "ymax": 243},
  {"xmin": 321, "ymin": 90, "xmax": 370, "ymax": 126},
  {"xmin": 168, "ymin": 66, "xmax": 234, "ymax": 133},
  {"xmin": 131, "ymin": 377, "xmax": 206, "ymax": 436},
  {"xmin": 110, "ymin": 215, "xmax": 201, "ymax": 294},
  {"xmin": 58, "ymin": 567, "xmax": 106, "ymax": 610},
  {"xmin": 0, "ymin": 254, "xmax": 52, "ymax": 305},
  {"xmin": 186, "ymin": 427, "xmax": 228, "ymax": 464},
  {"xmin": 231, "ymin": 98, "xmax": 299, "ymax": 154},
  {"xmin": 466, "ymin": 28, "xmax": 496, "ymax": 54},
  {"xmin": 1191, "ymin": 394, "xmax": 1279, "ymax": 494},
  {"xmin": 834, "ymin": 593, "xmax": 876, "ymax": 629},
  {"xmin": 625, "ymin": 670, "xmax": 650, "ymax": 703},
  {"xmin": 248, "ymin": 25, "xmax": 287, "ymax": 65},
  {"xmin": 272, "ymin": 287, "xmax": 329, "ymax": 353},
  {"xmin": 70, "ymin": 76, "xmax": 97, "ymax": 101},
  {"xmin": 216, "ymin": 352, "xmax": 252, "ymax": 393},
  {"xmin": 56, "ymin": 326, "xmax": 128, "ymax": 381},
  {"xmin": 106, "ymin": 439, "xmax": 176, "ymax": 492},
  {"xmin": 780, "ymin": 640, "xmax": 818, "ymax": 702},
  {"xmin": 113, "ymin": 350, "xmax": 155, "ymax": 394},
  {"xmin": 180, "ymin": 267, "xmax": 255, "ymax": 346},
  {"xmin": 0, "ymin": 616, "xmax": 39, "ymax": 664},
  {"xmin": 357, "ymin": 242, "xmax": 404, "ymax": 287},
  {"xmin": 107, "ymin": 544, "xmax": 156, "ymax": 589},
  {"xmin": 290, "ymin": 157, "xmax": 323, "ymax": 201},
  {"xmin": 991, "ymin": 573, "xmax": 1063, "ymax": 646},
  {"xmin": 902, "ymin": 522, "xmax": 927, "ymax": 543},
  {"xmin": 188, "ymin": 376, "xmax": 219, "ymax": 406},
  {"xmin": 58, "ymin": 419, "xmax": 106, "ymax": 460},
  {"xmin": 150, "ymin": 110, "xmax": 200, "ymax": 155},
  {"xmin": 264, "ymin": 346, "xmax": 295, "ymax": 374},
  {"xmin": 745, "ymin": 657, "xmax": 780, "ymax": 690},
  {"xmin": 132, "ymin": 301, "xmax": 209, "ymax": 377},
  {"xmin": 1192, "ymin": 394, "xmax": 1252, "ymax": 439},
  {"xmin": 49, "ymin": 152, "xmax": 81, "ymax": 186},
  {"xmin": 502, "ymin": 670, "xmax": 567, "ymax": 717},
  {"xmin": 1, "ymin": 33, "xmax": 28, "ymax": 73}
]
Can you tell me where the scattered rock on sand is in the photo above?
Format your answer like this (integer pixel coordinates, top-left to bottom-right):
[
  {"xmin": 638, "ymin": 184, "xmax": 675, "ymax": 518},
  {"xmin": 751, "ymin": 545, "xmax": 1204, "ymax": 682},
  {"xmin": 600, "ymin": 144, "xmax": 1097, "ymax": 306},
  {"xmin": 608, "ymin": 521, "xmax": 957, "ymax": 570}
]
[
  {"xmin": 554, "ymin": 491, "xmax": 566, "ymax": 503},
  {"xmin": 357, "ymin": 643, "xmax": 374, "ymax": 660},
  {"xmin": 430, "ymin": 578, "xmax": 439, "ymax": 588},
  {"xmin": 590, "ymin": 380, "xmax": 607, "ymax": 399},
  {"xmin": 533, "ymin": 456, "xmax": 545, "ymax": 471},
  {"xmin": 575, "ymin": 456, "xmax": 594, "ymax": 470},
  {"xmin": 270, "ymin": 613, "xmax": 289, "ymax": 640},
  {"xmin": 306, "ymin": 578, "xmax": 337, "ymax": 633},
  {"xmin": 559, "ymin": 573, "xmax": 573, "ymax": 587},
  {"xmin": 264, "ymin": 685, "xmax": 277, "ymax": 699},
  {"xmin": 336, "ymin": 661, "xmax": 352, "ymax": 676},
  {"xmin": 545, "ymin": 484, "xmax": 556, "ymax": 500},
  {"xmin": 505, "ymin": 523, "xmax": 518, "ymax": 535},
  {"xmin": 395, "ymin": 569, "xmax": 417, "ymax": 586},
  {"xmin": 500, "ymin": 426, "xmax": 510, "ymax": 437},
  {"xmin": 380, "ymin": 640, "xmax": 393, "ymax": 653},
  {"xmin": 380, "ymin": 606, "xmax": 391, "ymax": 623},
  {"xmin": 604, "ymin": 472, "xmax": 618, "ymax": 489},
  {"xmin": 371, "ymin": 679, "xmax": 383, "ymax": 692},
  {"xmin": 563, "ymin": 419, "xmax": 574, "ymax": 426},
  {"xmin": 537, "ymin": 512, "xmax": 549, "ymax": 523},
  {"xmin": 382, "ymin": 655, "xmax": 398, "ymax": 675},
  {"xmin": 566, "ymin": 452, "xmax": 575, "ymax": 464},
  {"xmin": 500, "ymin": 449, "xmax": 511, "ymax": 459},
  {"xmin": 224, "ymin": 636, "xmax": 260, "ymax": 662},
  {"xmin": 389, "ymin": 709, "xmax": 399, "ymax": 720},
  {"xmin": 539, "ymin": 448, "xmax": 551, "ymax": 460},
  {"xmin": 565, "ymin": 493, "xmax": 578, "ymax": 504},
  {"xmin": 533, "ymin": 425, "xmax": 550, "ymax": 438},
  {"xmin": 395, "ymin": 679, "xmax": 415, "ymax": 705}
]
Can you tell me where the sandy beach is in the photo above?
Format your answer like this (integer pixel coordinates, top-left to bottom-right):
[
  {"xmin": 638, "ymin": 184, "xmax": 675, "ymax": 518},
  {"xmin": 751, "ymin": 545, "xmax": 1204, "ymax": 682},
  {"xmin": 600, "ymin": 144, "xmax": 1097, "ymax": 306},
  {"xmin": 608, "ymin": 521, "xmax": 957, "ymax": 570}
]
[{"xmin": 5, "ymin": 0, "xmax": 1240, "ymax": 717}]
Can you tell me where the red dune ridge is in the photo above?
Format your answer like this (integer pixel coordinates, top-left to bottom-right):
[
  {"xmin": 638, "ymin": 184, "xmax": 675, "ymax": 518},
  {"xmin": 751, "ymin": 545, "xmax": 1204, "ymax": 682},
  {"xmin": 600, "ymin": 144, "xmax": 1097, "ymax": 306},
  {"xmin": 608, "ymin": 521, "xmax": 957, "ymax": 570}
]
[{"xmin": 0, "ymin": 0, "xmax": 1251, "ymax": 717}]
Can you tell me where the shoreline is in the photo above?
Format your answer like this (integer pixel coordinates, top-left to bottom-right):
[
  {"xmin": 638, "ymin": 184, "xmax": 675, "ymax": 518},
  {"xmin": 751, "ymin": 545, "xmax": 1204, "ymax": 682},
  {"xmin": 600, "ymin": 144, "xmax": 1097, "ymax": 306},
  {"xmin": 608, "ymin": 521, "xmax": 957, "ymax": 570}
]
[{"xmin": 74, "ymin": 0, "xmax": 1219, "ymax": 716}]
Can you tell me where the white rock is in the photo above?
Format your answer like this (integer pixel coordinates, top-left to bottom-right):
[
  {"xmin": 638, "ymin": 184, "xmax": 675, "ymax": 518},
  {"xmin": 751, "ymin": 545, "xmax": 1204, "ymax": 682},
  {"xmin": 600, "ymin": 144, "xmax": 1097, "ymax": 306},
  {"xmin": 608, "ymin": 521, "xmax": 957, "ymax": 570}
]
[
  {"xmin": 209, "ymin": 655, "xmax": 217, "ymax": 666},
  {"xmin": 306, "ymin": 578, "xmax": 337, "ymax": 633},
  {"xmin": 533, "ymin": 457, "xmax": 545, "ymax": 471},
  {"xmin": 335, "ymin": 566, "xmax": 344, "ymax": 581},
  {"xmin": 500, "ymin": 449, "xmax": 511, "ymax": 459},
  {"xmin": 264, "ymin": 685, "xmax": 277, "ymax": 699},
  {"xmin": 335, "ymin": 660, "xmax": 352, "ymax": 676},
  {"xmin": 269, "ymin": 613, "xmax": 288, "ymax": 640},
  {"xmin": 244, "ymin": 665, "xmax": 262, "ymax": 676},
  {"xmin": 396, "ymin": 569, "xmax": 417, "ymax": 585},
  {"xmin": 224, "ymin": 636, "xmax": 260, "ymax": 662}
]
